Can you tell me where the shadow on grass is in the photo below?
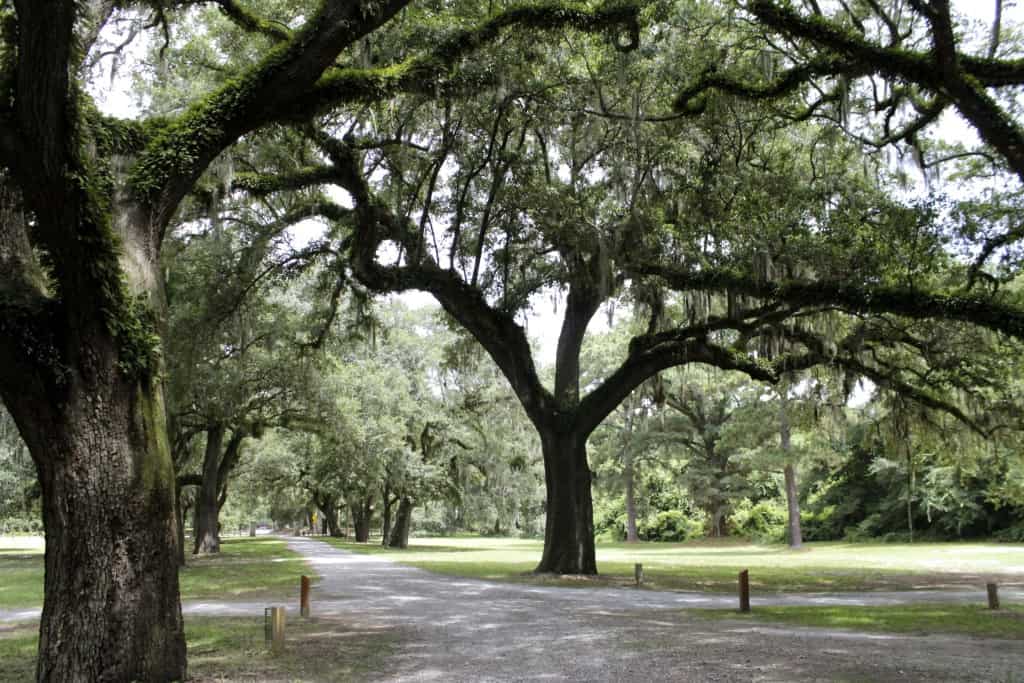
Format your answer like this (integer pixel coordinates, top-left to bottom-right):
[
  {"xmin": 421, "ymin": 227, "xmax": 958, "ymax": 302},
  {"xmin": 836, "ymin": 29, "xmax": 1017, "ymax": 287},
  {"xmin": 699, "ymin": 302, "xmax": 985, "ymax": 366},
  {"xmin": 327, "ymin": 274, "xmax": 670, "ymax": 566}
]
[{"xmin": 0, "ymin": 617, "xmax": 402, "ymax": 683}]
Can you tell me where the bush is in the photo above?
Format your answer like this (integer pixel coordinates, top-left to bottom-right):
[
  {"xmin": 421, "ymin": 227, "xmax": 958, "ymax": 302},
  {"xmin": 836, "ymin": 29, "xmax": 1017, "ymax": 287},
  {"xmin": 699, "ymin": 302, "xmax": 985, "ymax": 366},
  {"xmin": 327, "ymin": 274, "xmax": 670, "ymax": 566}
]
[
  {"xmin": 0, "ymin": 516, "xmax": 42, "ymax": 534},
  {"xmin": 729, "ymin": 499, "xmax": 786, "ymax": 542},
  {"xmin": 639, "ymin": 509, "xmax": 704, "ymax": 542},
  {"xmin": 593, "ymin": 496, "xmax": 627, "ymax": 542},
  {"xmin": 993, "ymin": 525, "xmax": 1024, "ymax": 542}
]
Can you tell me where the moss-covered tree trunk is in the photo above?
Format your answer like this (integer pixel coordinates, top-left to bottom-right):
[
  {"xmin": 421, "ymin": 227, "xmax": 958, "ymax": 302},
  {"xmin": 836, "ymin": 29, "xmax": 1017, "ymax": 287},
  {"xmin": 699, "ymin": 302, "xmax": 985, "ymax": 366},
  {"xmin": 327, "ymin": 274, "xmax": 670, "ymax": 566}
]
[
  {"xmin": 1, "ymin": 1, "xmax": 419, "ymax": 678},
  {"xmin": 4, "ymin": 347, "xmax": 186, "ymax": 681}
]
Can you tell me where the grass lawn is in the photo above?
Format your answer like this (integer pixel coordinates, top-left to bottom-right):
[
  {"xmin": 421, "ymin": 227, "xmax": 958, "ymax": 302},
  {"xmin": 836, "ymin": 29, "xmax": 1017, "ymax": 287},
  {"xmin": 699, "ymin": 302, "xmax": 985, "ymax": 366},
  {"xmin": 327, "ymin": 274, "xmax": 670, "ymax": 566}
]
[
  {"xmin": 325, "ymin": 536, "xmax": 1024, "ymax": 593},
  {"xmin": 693, "ymin": 603, "xmax": 1024, "ymax": 640},
  {"xmin": 0, "ymin": 616, "xmax": 397, "ymax": 682},
  {"xmin": 0, "ymin": 535, "xmax": 310, "ymax": 609}
]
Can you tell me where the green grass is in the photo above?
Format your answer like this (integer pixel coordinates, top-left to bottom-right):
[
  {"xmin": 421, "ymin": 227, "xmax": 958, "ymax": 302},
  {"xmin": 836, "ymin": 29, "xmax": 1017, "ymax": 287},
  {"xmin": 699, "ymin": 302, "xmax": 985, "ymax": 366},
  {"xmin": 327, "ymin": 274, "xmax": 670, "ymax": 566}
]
[
  {"xmin": 326, "ymin": 536, "xmax": 1024, "ymax": 593},
  {"xmin": 0, "ymin": 536, "xmax": 310, "ymax": 609},
  {"xmin": 179, "ymin": 537, "xmax": 311, "ymax": 601},
  {"xmin": 0, "ymin": 541, "xmax": 42, "ymax": 609},
  {"xmin": 694, "ymin": 603, "xmax": 1024, "ymax": 640},
  {"xmin": 0, "ymin": 616, "xmax": 398, "ymax": 682}
]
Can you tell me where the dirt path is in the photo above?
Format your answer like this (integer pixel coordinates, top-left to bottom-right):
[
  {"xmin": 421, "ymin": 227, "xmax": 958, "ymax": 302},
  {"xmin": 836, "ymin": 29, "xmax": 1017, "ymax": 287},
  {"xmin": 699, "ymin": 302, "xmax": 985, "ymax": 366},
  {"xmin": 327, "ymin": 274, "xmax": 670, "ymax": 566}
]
[{"xmin": 274, "ymin": 537, "xmax": 1024, "ymax": 682}]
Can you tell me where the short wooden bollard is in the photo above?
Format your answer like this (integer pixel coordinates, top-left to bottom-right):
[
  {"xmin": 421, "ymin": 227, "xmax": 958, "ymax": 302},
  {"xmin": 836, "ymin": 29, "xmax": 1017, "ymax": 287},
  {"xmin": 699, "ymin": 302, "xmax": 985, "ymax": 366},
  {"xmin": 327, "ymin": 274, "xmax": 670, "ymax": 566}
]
[
  {"xmin": 987, "ymin": 582, "xmax": 1000, "ymax": 610},
  {"xmin": 634, "ymin": 563, "xmax": 643, "ymax": 586},
  {"xmin": 300, "ymin": 575, "xmax": 311, "ymax": 617},
  {"xmin": 738, "ymin": 569, "xmax": 751, "ymax": 612},
  {"xmin": 264, "ymin": 607, "xmax": 286, "ymax": 654}
]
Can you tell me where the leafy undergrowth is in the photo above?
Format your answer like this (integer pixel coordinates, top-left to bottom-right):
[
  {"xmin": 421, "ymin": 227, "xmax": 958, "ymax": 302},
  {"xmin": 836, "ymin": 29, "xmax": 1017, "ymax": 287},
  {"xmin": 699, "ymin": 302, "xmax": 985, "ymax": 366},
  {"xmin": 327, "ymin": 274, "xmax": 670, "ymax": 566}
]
[
  {"xmin": 693, "ymin": 603, "xmax": 1024, "ymax": 640},
  {"xmin": 325, "ymin": 536, "xmax": 1024, "ymax": 593},
  {"xmin": 0, "ymin": 616, "xmax": 398, "ymax": 682},
  {"xmin": 0, "ymin": 536, "xmax": 312, "ymax": 609}
]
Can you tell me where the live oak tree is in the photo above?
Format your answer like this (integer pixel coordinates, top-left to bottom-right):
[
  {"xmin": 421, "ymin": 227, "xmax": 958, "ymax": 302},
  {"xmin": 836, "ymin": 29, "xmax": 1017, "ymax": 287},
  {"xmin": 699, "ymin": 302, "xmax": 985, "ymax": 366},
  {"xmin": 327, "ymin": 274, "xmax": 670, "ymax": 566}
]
[
  {"xmin": 164, "ymin": 201, "xmax": 326, "ymax": 555},
  {"xmin": 221, "ymin": 0, "xmax": 1024, "ymax": 575},
  {"xmin": 0, "ymin": 0, "xmax": 639, "ymax": 678}
]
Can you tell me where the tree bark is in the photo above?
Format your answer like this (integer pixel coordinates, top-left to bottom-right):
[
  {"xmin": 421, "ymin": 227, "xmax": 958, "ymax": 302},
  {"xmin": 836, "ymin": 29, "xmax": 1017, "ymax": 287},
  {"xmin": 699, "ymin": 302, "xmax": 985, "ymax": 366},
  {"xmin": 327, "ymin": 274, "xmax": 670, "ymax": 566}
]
[
  {"xmin": 624, "ymin": 450, "xmax": 639, "ymax": 543},
  {"xmin": 779, "ymin": 391, "xmax": 802, "ymax": 548},
  {"xmin": 350, "ymin": 496, "xmax": 373, "ymax": 543},
  {"xmin": 388, "ymin": 497, "xmax": 413, "ymax": 548},
  {"xmin": 175, "ymin": 485, "xmax": 187, "ymax": 567},
  {"xmin": 321, "ymin": 498, "xmax": 343, "ymax": 537},
  {"xmin": 193, "ymin": 426, "xmax": 224, "ymax": 555},
  {"xmin": 5, "ymin": 374, "xmax": 187, "ymax": 682},
  {"xmin": 535, "ymin": 428, "xmax": 597, "ymax": 574},
  {"xmin": 381, "ymin": 486, "xmax": 395, "ymax": 545}
]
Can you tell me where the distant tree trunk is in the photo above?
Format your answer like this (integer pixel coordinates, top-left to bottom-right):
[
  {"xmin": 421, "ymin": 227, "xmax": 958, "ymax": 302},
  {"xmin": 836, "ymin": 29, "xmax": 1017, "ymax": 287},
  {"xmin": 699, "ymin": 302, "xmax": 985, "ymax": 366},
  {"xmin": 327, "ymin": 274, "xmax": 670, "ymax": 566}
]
[
  {"xmin": 493, "ymin": 517, "xmax": 502, "ymax": 535},
  {"xmin": 193, "ymin": 428, "xmax": 246, "ymax": 555},
  {"xmin": 779, "ymin": 391, "xmax": 802, "ymax": 548},
  {"xmin": 175, "ymin": 485, "xmax": 187, "ymax": 567},
  {"xmin": 381, "ymin": 489, "xmax": 395, "ymax": 546},
  {"xmin": 322, "ymin": 499, "xmax": 343, "ymax": 537},
  {"xmin": 907, "ymin": 445, "xmax": 915, "ymax": 543},
  {"xmin": 624, "ymin": 451, "xmax": 639, "ymax": 542},
  {"xmin": 350, "ymin": 496, "xmax": 373, "ymax": 543},
  {"xmin": 535, "ymin": 427, "xmax": 596, "ymax": 574},
  {"xmin": 707, "ymin": 506, "xmax": 728, "ymax": 537},
  {"xmin": 388, "ymin": 497, "xmax": 413, "ymax": 548},
  {"xmin": 193, "ymin": 426, "xmax": 224, "ymax": 555}
]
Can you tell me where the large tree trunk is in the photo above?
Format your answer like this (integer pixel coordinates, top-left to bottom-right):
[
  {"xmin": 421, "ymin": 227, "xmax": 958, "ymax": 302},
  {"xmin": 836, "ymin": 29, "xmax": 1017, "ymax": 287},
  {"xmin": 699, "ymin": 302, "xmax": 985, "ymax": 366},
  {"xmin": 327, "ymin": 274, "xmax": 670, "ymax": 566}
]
[
  {"xmin": 7, "ymin": 373, "xmax": 187, "ymax": 682},
  {"xmin": 193, "ymin": 426, "xmax": 224, "ymax": 555},
  {"xmin": 535, "ymin": 428, "xmax": 596, "ymax": 574},
  {"xmin": 779, "ymin": 392, "xmax": 802, "ymax": 548},
  {"xmin": 388, "ymin": 497, "xmax": 413, "ymax": 548}
]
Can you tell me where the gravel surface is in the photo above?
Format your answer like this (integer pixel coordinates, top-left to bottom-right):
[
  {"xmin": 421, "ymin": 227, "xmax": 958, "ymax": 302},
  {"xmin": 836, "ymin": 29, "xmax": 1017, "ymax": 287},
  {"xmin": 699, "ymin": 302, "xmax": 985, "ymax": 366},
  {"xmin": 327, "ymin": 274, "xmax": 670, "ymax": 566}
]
[
  {"xmin": 274, "ymin": 537, "xmax": 1024, "ymax": 682},
  {"xmin": 3, "ymin": 537, "xmax": 1022, "ymax": 681}
]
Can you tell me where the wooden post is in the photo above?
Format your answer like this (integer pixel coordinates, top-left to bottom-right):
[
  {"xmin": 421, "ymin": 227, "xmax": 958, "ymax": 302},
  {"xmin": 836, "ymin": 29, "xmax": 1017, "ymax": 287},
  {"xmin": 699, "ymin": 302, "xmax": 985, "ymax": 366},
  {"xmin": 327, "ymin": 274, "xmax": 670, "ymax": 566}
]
[
  {"xmin": 300, "ymin": 575, "xmax": 311, "ymax": 617},
  {"xmin": 987, "ymin": 583, "xmax": 1000, "ymax": 610},
  {"xmin": 738, "ymin": 569, "xmax": 750, "ymax": 612},
  {"xmin": 264, "ymin": 607, "xmax": 285, "ymax": 654},
  {"xmin": 634, "ymin": 563, "xmax": 643, "ymax": 586}
]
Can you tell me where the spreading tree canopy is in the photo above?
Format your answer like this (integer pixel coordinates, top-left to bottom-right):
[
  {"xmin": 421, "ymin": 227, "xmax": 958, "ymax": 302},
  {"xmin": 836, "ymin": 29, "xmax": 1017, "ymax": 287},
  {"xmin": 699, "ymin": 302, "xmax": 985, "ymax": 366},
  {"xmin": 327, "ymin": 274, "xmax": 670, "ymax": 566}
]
[{"xmin": 1, "ymin": 0, "xmax": 1023, "ymax": 678}]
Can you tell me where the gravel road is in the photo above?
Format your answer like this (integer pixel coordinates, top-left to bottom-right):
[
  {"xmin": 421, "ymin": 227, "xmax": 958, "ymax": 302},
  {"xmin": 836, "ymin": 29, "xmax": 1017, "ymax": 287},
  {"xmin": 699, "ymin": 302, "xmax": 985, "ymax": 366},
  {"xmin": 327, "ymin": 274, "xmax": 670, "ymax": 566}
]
[
  {"xmin": 272, "ymin": 537, "xmax": 1024, "ymax": 682},
  {"xmin": 3, "ymin": 536, "xmax": 1022, "ymax": 681}
]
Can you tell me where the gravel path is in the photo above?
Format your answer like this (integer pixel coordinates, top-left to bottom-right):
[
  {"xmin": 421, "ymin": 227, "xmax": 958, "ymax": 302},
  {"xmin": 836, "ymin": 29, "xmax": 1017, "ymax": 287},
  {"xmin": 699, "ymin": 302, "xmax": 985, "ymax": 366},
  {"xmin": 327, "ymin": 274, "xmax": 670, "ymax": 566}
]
[
  {"xmin": 3, "ymin": 537, "xmax": 1023, "ymax": 681},
  {"xmin": 273, "ymin": 537, "xmax": 1024, "ymax": 682}
]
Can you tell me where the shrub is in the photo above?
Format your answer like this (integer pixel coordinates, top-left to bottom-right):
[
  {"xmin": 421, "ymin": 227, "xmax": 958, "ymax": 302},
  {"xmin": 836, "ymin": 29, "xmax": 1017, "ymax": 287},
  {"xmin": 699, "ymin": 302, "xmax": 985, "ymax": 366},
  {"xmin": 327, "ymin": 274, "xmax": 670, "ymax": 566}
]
[
  {"xmin": 730, "ymin": 499, "xmax": 786, "ymax": 542},
  {"xmin": 639, "ymin": 509, "xmax": 704, "ymax": 542}
]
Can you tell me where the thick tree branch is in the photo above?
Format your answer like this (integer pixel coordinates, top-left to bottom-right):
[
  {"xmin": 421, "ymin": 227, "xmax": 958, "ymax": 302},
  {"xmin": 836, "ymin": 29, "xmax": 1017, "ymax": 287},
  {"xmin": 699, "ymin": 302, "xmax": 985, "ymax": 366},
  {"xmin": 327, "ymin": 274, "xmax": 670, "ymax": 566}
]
[
  {"xmin": 637, "ymin": 265, "xmax": 1024, "ymax": 340},
  {"xmin": 576, "ymin": 337, "xmax": 774, "ymax": 437},
  {"xmin": 213, "ymin": 0, "xmax": 291, "ymax": 42},
  {"xmin": 130, "ymin": 0, "xmax": 412, "ymax": 233},
  {"xmin": 742, "ymin": 0, "xmax": 1024, "ymax": 178},
  {"xmin": 280, "ymin": 3, "xmax": 640, "ymax": 119}
]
